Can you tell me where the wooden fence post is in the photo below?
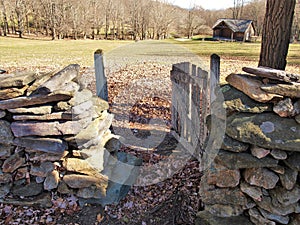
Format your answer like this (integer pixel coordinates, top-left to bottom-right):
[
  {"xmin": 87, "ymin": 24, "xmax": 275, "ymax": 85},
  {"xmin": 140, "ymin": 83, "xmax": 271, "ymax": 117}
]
[
  {"xmin": 210, "ymin": 54, "xmax": 220, "ymax": 104},
  {"xmin": 94, "ymin": 49, "xmax": 108, "ymax": 101}
]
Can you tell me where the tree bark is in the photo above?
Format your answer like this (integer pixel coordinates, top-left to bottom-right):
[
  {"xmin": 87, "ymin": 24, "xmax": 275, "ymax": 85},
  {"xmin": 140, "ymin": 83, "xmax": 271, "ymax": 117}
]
[{"xmin": 259, "ymin": 0, "xmax": 296, "ymax": 70}]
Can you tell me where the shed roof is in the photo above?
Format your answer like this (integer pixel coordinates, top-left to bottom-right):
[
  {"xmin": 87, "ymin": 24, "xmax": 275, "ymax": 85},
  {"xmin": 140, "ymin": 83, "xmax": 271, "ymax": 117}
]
[{"xmin": 212, "ymin": 19, "xmax": 253, "ymax": 33}]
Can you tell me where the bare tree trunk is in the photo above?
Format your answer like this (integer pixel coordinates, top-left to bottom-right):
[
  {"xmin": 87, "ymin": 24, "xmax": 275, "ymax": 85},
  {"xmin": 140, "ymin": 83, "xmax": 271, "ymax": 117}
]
[
  {"xmin": 1, "ymin": 0, "xmax": 8, "ymax": 36},
  {"xmin": 259, "ymin": 0, "xmax": 296, "ymax": 70}
]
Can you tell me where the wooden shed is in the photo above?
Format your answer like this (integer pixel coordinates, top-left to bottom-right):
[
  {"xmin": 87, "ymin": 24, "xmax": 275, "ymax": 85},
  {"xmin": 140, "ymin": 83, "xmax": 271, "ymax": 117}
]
[{"xmin": 212, "ymin": 19, "xmax": 255, "ymax": 42}]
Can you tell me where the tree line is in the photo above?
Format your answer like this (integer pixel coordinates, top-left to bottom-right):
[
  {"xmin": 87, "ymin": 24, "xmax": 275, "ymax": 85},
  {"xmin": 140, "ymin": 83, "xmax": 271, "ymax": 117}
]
[{"xmin": 0, "ymin": 0, "xmax": 298, "ymax": 41}]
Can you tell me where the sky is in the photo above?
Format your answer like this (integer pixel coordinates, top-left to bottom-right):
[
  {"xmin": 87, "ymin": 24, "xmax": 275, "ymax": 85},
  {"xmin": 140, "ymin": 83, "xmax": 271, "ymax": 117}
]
[{"xmin": 169, "ymin": 0, "xmax": 234, "ymax": 10}]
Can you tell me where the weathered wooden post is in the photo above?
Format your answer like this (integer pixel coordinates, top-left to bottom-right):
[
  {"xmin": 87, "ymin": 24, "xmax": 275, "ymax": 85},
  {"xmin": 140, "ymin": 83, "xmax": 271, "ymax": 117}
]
[
  {"xmin": 210, "ymin": 54, "xmax": 220, "ymax": 104},
  {"xmin": 94, "ymin": 49, "xmax": 108, "ymax": 101}
]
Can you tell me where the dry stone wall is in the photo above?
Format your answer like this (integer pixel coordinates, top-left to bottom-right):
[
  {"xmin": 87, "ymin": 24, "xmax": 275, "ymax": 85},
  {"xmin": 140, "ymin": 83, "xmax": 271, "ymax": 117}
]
[
  {"xmin": 0, "ymin": 65, "xmax": 141, "ymax": 208},
  {"xmin": 197, "ymin": 67, "xmax": 300, "ymax": 225}
]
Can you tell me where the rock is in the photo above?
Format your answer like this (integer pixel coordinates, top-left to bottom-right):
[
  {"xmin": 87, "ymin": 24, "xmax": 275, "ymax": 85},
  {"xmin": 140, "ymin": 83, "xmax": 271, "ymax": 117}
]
[
  {"xmin": 0, "ymin": 72, "xmax": 38, "ymax": 88},
  {"xmin": 205, "ymin": 204, "xmax": 245, "ymax": 217},
  {"xmin": 0, "ymin": 184, "xmax": 10, "ymax": 198},
  {"xmin": 206, "ymin": 163, "xmax": 240, "ymax": 188},
  {"xmin": 13, "ymin": 112, "xmax": 73, "ymax": 121},
  {"xmin": 55, "ymin": 101, "xmax": 71, "ymax": 111},
  {"xmin": 15, "ymin": 167, "xmax": 28, "ymax": 180},
  {"xmin": 0, "ymin": 144, "xmax": 14, "ymax": 159},
  {"xmin": 68, "ymin": 89, "xmax": 93, "ymax": 106},
  {"xmin": 29, "ymin": 151, "xmax": 68, "ymax": 162},
  {"xmin": 273, "ymin": 98, "xmax": 294, "ymax": 117},
  {"xmin": 57, "ymin": 181, "xmax": 72, "ymax": 194},
  {"xmin": 80, "ymin": 145, "xmax": 105, "ymax": 171},
  {"xmin": 242, "ymin": 66, "xmax": 300, "ymax": 83},
  {"xmin": 0, "ymin": 120, "xmax": 14, "ymax": 145},
  {"xmin": 270, "ymin": 149, "xmax": 287, "ymax": 160},
  {"xmin": 104, "ymin": 138, "xmax": 121, "ymax": 152},
  {"xmin": 251, "ymin": 146, "xmax": 270, "ymax": 159},
  {"xmin": 293, "ymin": 116, "xmax": 300, "ymax": 127},
  {"xmin": 35, "ymin": 177, "xmax": 45, "ymax": 184},
  {"xmin": 244, "ymin": 168, "xmax": 279, "ymax": 189},
  {"xmin": 284, "ymin": 152, "xmax": 300, "ymax": 171},
  {"xmin": 195, "ymin": 211, "xmax": 253, "ymax": 225},
  {"xmin": 77, "ymin": 185, "xmax": 106, "ymax": 199},
  {"xmin": 26, "ymin": 70, "xmax": 57, "ymax": 96},
  {"xmin": 270, "ymin": 165, "xmax": 285, "ymax": 174},
  {"xmin": 33, "ymin": 64, "xmax": 80, "ymax": 95},
  {"xmin": 0, "ymin": 169, "xmax": 12, "ymax": 184},
  {"xmin": 215, "ymin": 150, "xmax": 278, "ymax": 170},
  {"xmin": 63, "ymin": 174, "xmax": 108, "ymax": 189},
  {"xmin": 2, "ymin": 152, "xmax": 26, "ymax": 173},
  {"xmin": 30, "ymin": 162, "xmax": 55, "ymax": 177},
  {"xmin": 226, "ymin": 74, "xmax": 281, "ymax": 103},
  {"xmin": 293, "ymin": 100, "xmax": 300, "ymax": 115},
  {"xmin": 261, "ymin": 82, "xmax": 300, "ymax": 98},
  {"xmin": 221, "ymin": 135, "xmax": 249, "ymax": 153},
  {"xmin": 256, "ymin": 196, "xmax": 300, "ymax": 216},
  {"xmin": 44, "ymin": 170, "xmax": 60, "ymax": 190},
  {"xmin": 259, "ymin": 208, "xmax": 290, "ymax": 224},
  {"xmin": 0, "ymin": 92, "xmax": 72, "ymax": 110},
  {"xmin": 63, "ymin": 157, "xmax": 104, "ymax": 177},
  {"xmin": 0, "ymin": 110, "xmax": 5, "ymax": 118},
  {"xmin": 0, "ymin": 193, "xmax": 52, "ymax": 208},
  {"xmin": 222, "ymin": 84, "xmax": 272, "ymax": 113},
  {"xmin": 279, "ymin": 167, "xmax": 298, "ymax": 190},
  {"xmin": 8, "ymin": 106, "xmax": 52, "ymax": 115},
  {"xmin": 14, "ymin": 137, "xmax": 67, "ymax": 154},
  {"xmin": 249, "ymin": 208, "xmax": 276, "ymax": 225},
  {"xmin": 226, "ymin": 113, "xmax": 300, "ymax": 152},
  {"xmin": 11, "ymin": 120, "xmax": 90, "ymax": 137},
  {"xmin": 240, "ymin": 181, "xmax": 263, "ymax": 202},
  {"xmin": 270, "ymin": 185, "xmax": 300, "ymax": 206},
  {"xmin": 11, "ymin": 182, "xmax": 43, "ymax": 197},
  {"xmin": 0, "ymin": 85, "xmax": 28, "ymax": 100}
]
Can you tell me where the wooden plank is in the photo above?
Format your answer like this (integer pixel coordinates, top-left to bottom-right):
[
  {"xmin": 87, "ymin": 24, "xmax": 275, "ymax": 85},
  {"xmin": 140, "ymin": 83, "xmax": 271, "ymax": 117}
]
[{"xmin": 94, "ymin": 49, "xmax": 108, "ymax": 101}]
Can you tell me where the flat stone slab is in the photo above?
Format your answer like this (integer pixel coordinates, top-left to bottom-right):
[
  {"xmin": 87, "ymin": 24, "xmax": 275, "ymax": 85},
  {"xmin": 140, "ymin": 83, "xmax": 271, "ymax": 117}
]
[
  {"xmin": 261, "ymin": 82, "xmax": 300, "ymax": 98},
  {"xmin": 195, "ymin": 211, "xmax": 254, "ymax": 225},
  {"xmin": 226, "ymin": 113, "xmax": 300, "ymax": 152},
  {"xmin": 0, "ymin": 92, "xmax": 72, "ymax": 110},
  {"xmin": 14, "ymin": 137, "xmax": 67, "ymax": 154},
  {"xmin": 8, "ymin": 106, "xmax": 52, "ymax": 115},
  {"xmin": 0, "ymin": 72, "xmax": 38, "ymax": 88},
  {"xmin": 13, "ymin": 112, "xmax": 73, "ymax": 121},
  {"xmin": 0, "ymin": 85, "xmax": 28, "ymax": 100},
  {"xmin": 0, "ymin": 120, "xmax": 14, "ymax": 145}
]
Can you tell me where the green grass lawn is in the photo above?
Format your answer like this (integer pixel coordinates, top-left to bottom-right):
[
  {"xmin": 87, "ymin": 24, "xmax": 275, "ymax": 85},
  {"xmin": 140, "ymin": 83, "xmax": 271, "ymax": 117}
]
[
  {"xmin": 168, "ymin": 39, "xmax": 300, "ymax": 66},
  {"xmin": 0, "ymin": 37, "xmax": 133, "ymax": 68}
]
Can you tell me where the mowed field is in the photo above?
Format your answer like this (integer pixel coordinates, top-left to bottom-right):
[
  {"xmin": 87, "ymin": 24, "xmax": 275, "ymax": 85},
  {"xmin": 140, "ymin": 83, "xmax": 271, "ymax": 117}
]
[{"xmin": 0, "ymin": 37, "xmax": 299, "ymax": 81}]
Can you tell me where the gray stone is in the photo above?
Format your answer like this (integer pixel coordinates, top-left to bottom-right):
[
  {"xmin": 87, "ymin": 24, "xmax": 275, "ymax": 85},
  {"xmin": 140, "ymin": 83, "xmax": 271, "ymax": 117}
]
[
  {"xmin": 63, "ymin": 174, "xmax": 108, "ymax": 189},
  {"xmin": 0, "ymin": 72, "xmax": 38, "ymax": 88},
  {"xmin": 206, "ymin": 163, "xmax": 240, "ymax": 188},
  {"xmin": 0, "ymin": 85, "xmax": 28, "ymax": 100},
  {"xmin": 13, "ymin": 112, "xmax": 73, "ymax": 121},
  {"xmin": 251, "ymin": 146, "xmax": 270, "ymax": 159},
  {"xmin": 14, "ymin": 137, "xmax": 67, "ymax": 154},
  {"xmin": 221, "ymin": 135, "xmax": 249, "ymax": 153},
  {"xmin": 8, "ymin": 106, "xmax": 52, "ymax": 115},
  {"xmin": 270, "ymin": 185, "xmax": 300, "ymax": 206},
  {"xmin": 256, "ymin": 196, "xmax": 300, "ymax": 216},
  {"xmin": 259, "ymin": 208, "xmax": 290, "ymax": 224},
  {"xmin": 195, "ymin": 211, "xmax": 253, "ymax": 225},
  {"xmin": 205, "ymin": 204, "xmax": 245, "ymax": 217},
  {"xmin": 284, "ymin": 152, "xmax": 300, "ymax": 171},
  {"xmin": 104, "ymin": 138, "xmax": 121, "ymax": 152},
  {"xmin": 0, "ymin": 184, "xmax": 10, "ymax": 198},
  {"xmin": 35, "ymin": 177, "xmax": 45, "ymax": 184},
  {"xmin": 55, "ymin": 101, "xmax": 71, "ymax": 111},
  {"xmin": 15, "ymin": 167, "xmax": 28, "ymax": 181},
  {"xmin": 80, "ymin": 145, "xmax": 105, "ymax": 172},
  {"xmin": 261, "ymin": 82, "xmax": 300, "ymax": 98},
  {"xmin": 0, "ymin": 144, "xmax": 14, "ymax": 159},
  {"xmin": 26, "ymin": 70, "xmax": 57, "ymax": 96},
  {"xmin": 240, "ymin": 181, "xmax": 263, "ymax": 202},
  {"xmin": 270, "ymin": 149, "xmax": 287, "ymax": 160},
  {"xmin": 63, "ymin": 157, "xmax": 104, "ymax": 177},
  {"xmin": 226, "ymin": 113, "xmax": 300, "ymax": 152},
  {"xmin": 279, "ymin": 167, "xmax": 298, "ymax": 190},
  {"xmin": 0, "ymin": 193, "xmax": 52, "ymax": 208},
  {"xmin": 0, "ymin": 110, "xmax": 5, "ymax": 118},
  {"xmin": 295, "ymin": 115, "xmax": 300, "ymax": 124},
  {"xmin": 244, "ymin": 168, "xmax": 279, "ymax": 189},
  {"xmin": 222, "ymin": 84, "xmax": 272, "ymax": 113},
  {"xmin": 273, "ymin": 98, "xmax": 295, "ymax": 117},
  {"xmin": 29, "ymin": 151, "xmax": 68, "ymax": 162},
  {"xmin": 293, "ymin": 100, "xmax": 300, "ymax": 115},
  {"xmin": 11, "ymin": 182, "xmax": 43, "ymax": 197},
  {"xmin": 44, "ymin": 170, "xmax": 60, "ymax": 190},
  {"xmin": 226, "ymin": 74, "xmax": 281, "ymax": 103},
  {"xmin": 2, "ymin": 152, "xmax": 26, "ymax": 173},
  {"xmin": 30, "ymin": 162, "xmax": 55, "ymax": 177},
  {"xmin": 69, "ymin": 89, "xmax": 93, "ymax": 106},
  {"xmin": 0, "ymin": 92, "xmax": 72, "ymax": 110},
  {"xmin": 77, "ymin": 185, "xmax": 106, "ymax": 199},
  {"xmin": 57, "ymin": 181, "xmax": 72, "ymax": 194},
  {"xmin": 289, "ymin": 214, "xmax": 300, "ymax": 225},
  {"xmin": 249, "ymin": 208, "xmax": 276, "ymax": 225},
  {"xmin": 215, "ymin": 150, "xmax": 278, "ymax": 170},
  {"xmin": 0, "ymin": 169, "xmax": 12, "ymax": 184},
  {"xmin": 269, "ymin": 165, "xmax": 285, "ymax": 175},
  {"xmin": 0, "ymin": 120, "xmax": 13, "ymax": 145}
]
